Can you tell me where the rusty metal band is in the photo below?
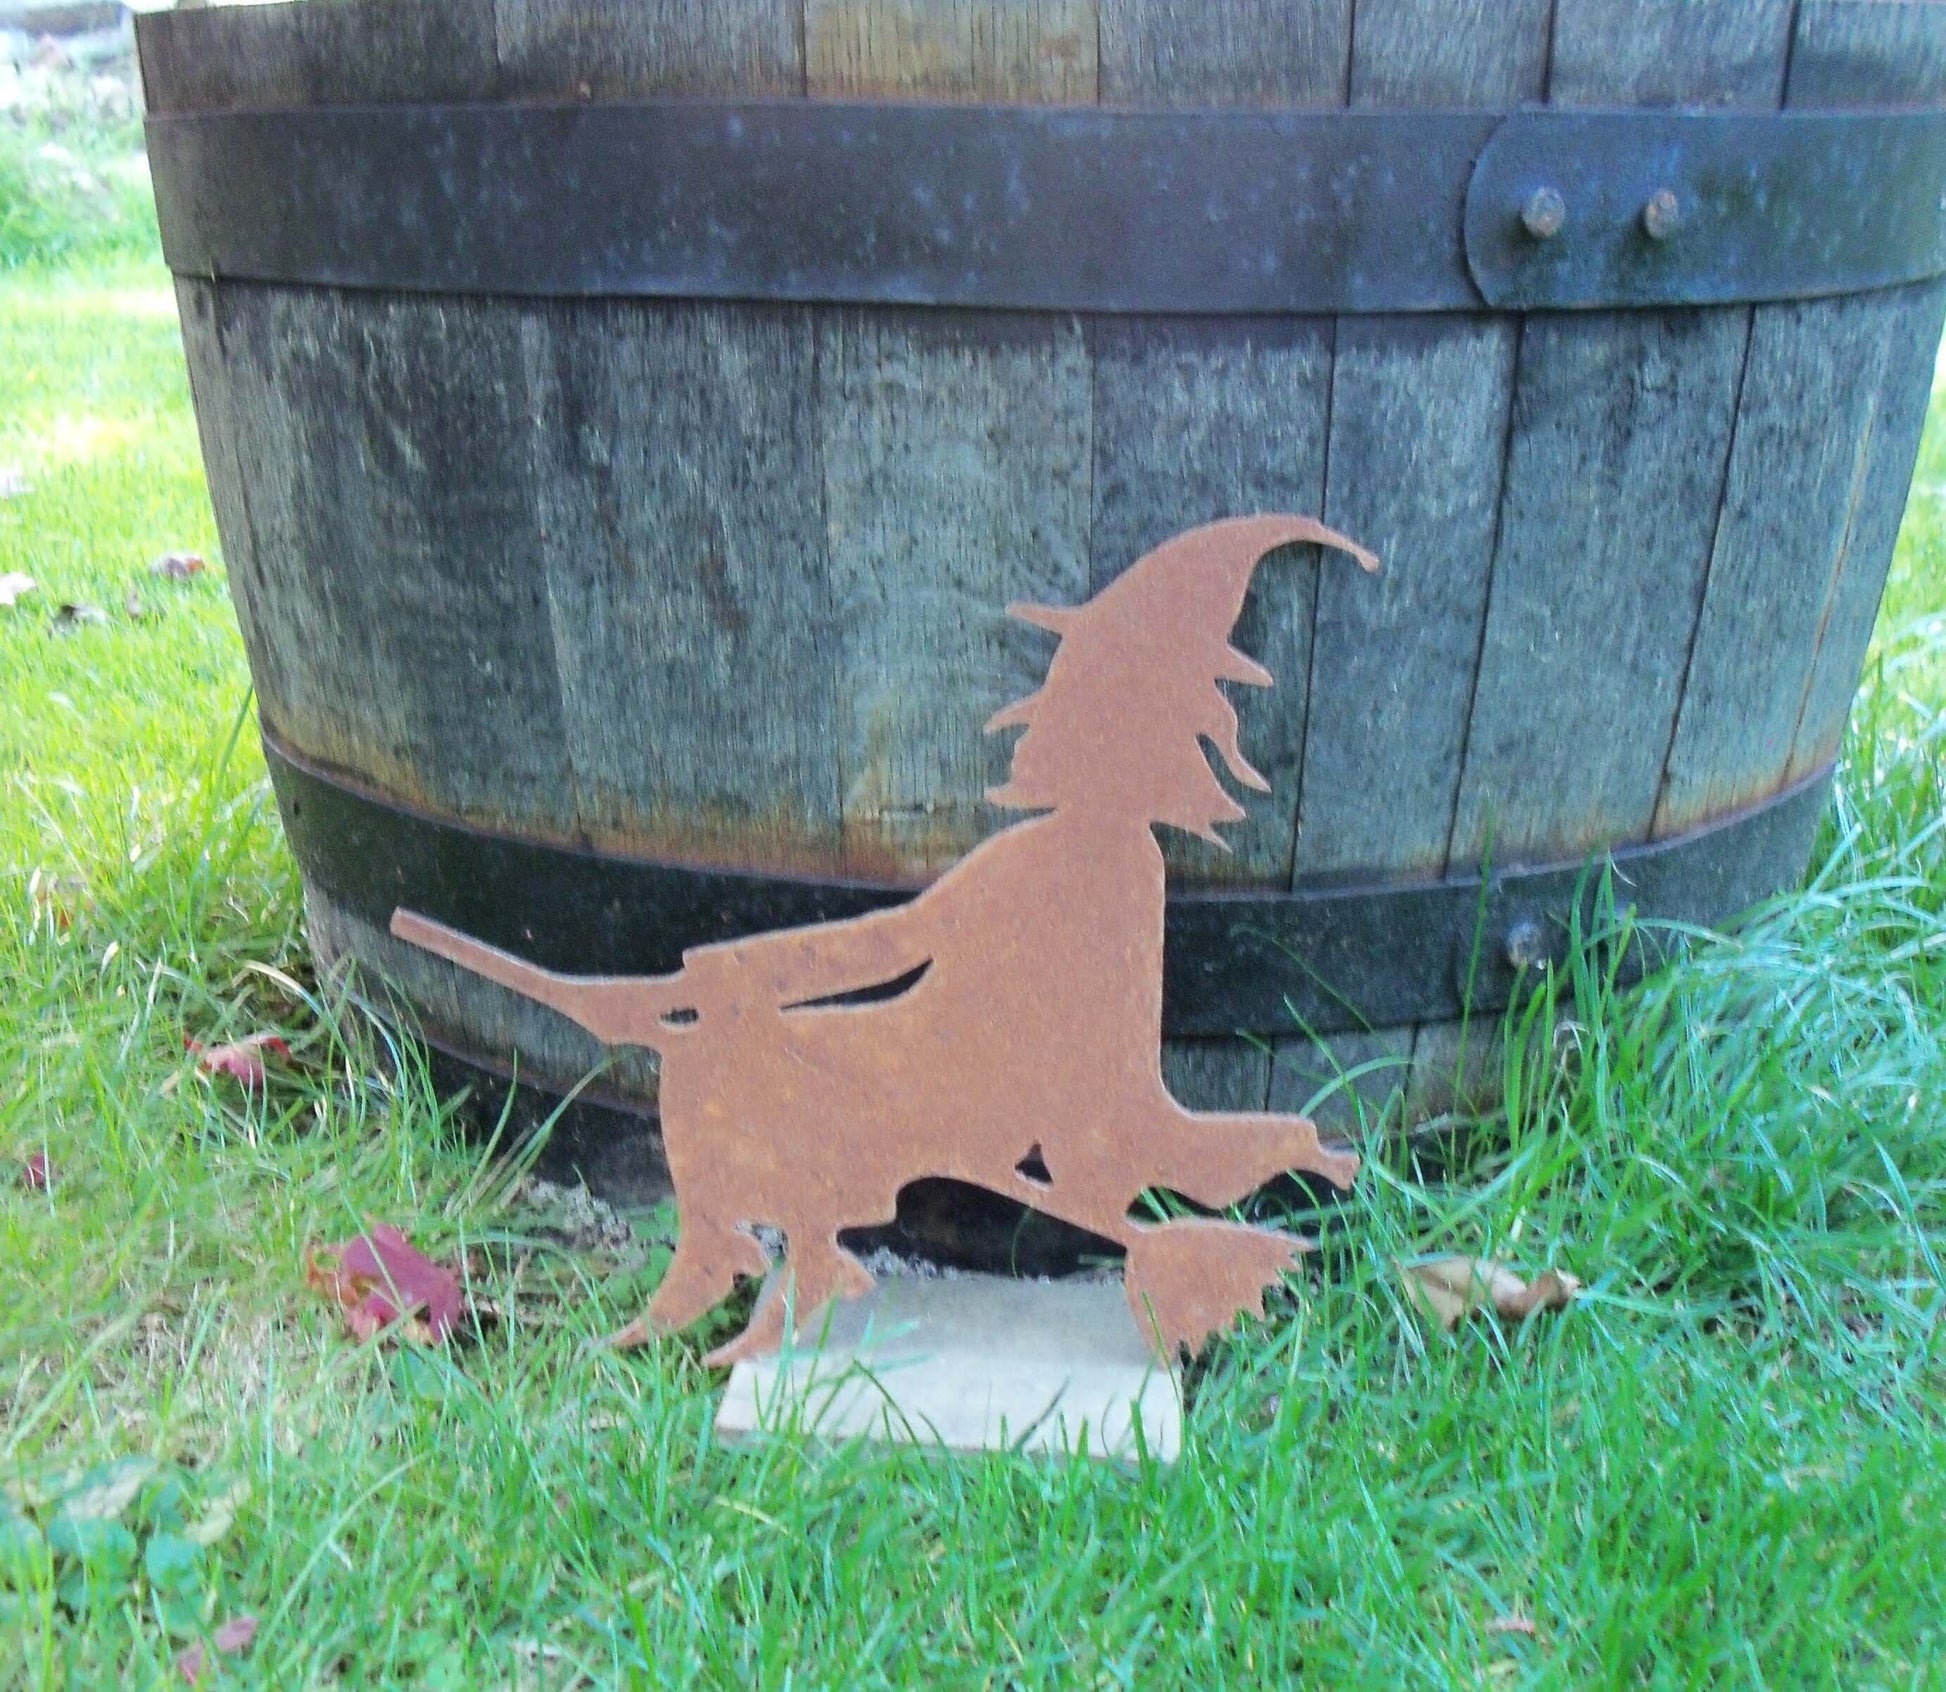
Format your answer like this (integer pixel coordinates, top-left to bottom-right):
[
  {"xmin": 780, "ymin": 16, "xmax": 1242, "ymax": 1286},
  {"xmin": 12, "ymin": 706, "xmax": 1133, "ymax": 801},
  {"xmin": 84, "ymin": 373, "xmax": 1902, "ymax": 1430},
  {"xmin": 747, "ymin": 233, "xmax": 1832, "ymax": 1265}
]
[
  {"xmin": 263, "ymin": 730, "xmax": 1834, "ymax": 1041},
  {"xmin": 145, "ymin": 100, "xmax": 1946, "ymax": 313}
]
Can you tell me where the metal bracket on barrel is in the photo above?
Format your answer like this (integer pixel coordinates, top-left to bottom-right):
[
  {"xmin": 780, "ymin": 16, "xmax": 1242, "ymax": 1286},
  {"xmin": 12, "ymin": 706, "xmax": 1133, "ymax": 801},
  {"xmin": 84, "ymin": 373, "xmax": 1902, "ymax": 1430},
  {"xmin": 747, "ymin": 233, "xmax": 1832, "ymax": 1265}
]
[{"xmin": 1464, "ymin": 107, "xmax": 1946, "ymax": 309}]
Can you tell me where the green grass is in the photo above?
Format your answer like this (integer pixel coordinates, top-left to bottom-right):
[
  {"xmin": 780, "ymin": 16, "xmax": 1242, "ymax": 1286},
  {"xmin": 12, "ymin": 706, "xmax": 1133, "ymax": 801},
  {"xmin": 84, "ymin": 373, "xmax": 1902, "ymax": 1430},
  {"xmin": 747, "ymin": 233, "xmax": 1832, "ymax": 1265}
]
[
  {"xmin": 1, "ymin": 236, "xmax": 1944, "ymax": 1686},
  {"xmin": 0, "ymin": 79, "xmax": 155, "ymax": 274}
]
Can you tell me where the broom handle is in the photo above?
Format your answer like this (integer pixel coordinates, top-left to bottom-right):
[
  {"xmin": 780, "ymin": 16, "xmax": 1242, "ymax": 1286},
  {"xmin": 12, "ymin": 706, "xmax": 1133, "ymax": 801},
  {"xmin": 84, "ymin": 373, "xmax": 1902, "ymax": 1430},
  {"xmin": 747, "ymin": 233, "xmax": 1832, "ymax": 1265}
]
[{"xmin": 390, "ymin": 909, "xmax": 692, "ymax": 1047}]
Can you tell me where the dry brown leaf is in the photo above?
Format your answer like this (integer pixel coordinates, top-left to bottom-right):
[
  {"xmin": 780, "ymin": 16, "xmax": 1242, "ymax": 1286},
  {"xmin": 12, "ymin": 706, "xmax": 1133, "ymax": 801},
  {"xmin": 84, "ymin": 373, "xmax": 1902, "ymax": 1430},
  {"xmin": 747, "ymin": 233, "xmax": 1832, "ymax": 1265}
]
[
  {"xmin": 28, "ymin": 869, "xmax": 90, "ymax": 929},
  {"xmin": 1400, "ymin": 1256, "xmax": 1581, "ymax": 1332},
  {"xmin": 21, "ymin": 1151, "xmax": 50, "ymax": 1191},
  {"xmin": 150, "ymin": 551, "xmax": 206, "ymax": 581},
  {"xmin": 0, "ymin": 572, "xmax": 36, "ymax": 608}
]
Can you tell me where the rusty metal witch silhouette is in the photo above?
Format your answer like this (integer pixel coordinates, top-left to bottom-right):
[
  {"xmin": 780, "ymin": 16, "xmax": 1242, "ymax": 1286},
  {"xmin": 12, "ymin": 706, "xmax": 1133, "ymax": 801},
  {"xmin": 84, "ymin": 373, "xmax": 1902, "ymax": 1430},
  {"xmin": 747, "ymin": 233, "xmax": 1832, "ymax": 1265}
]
[{"xmin": 393, "ymin": 514, "xmax": 1379, "ymax": 1364}]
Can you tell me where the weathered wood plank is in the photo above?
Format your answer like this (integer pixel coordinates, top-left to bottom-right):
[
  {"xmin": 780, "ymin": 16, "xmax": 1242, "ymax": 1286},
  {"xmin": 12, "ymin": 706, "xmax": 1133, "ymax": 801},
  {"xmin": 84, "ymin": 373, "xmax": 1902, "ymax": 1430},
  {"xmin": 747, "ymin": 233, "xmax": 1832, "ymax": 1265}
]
[
  {"xmin": 1098, "ymin": 0, "xmax": 1351, "ymax": 104},
  {"xmin": 1277, "ymin": 0, "xmax": 1545, "ymax": 1118},
  {"xmin": 805, "ymin": 0, "xmax": 1097, "ymax": 100},
  {"xmin": 818, "ymin": 309, "xmax": 1093, "ymax": 879},
  {"xmin": 519, "ymin": 299, "xmax": 846, "ymax": 874},
  {"xmin": 1658, "ymin": 0, "xmax": 1946, "ymax": 827},
  {"xmin": 1090, "ymin": 316, "xmax": 1334, "ymax": 889},
  {"xmin": 1789, "ymin": 280, "xmax": 1946, "ymax": 779},
  {"xmin": 1296, "ymin": 316, "xmax": 1515, "ymax": 884},
  {"xmin": 1405, "ymin": 1017, "xmax": 1499, "ymax": 1120},
  {"xmin": 501, "ymin": 7, "xmax": 835, "ymax": 866},
  {"xmin": 200, "ymin": 286, "xmax": 576, "ymax": 833},
  {"xmin": 1095, "ymin": 0, "xmax": 1354, "ymax": 1110},
  {"xmin": 1547, "ymin": 0, "xmax": 1794, "ymax": 106},
  {"xmin": 493, "ymin": 0, "xmax": 803, "ymax": 99},
  {"xmin": 1416, "ymin": 1, "xmax": 1797, "ymax": 1118},
  {"xmin": 1446, "ymin": 0, "xmax": 1794, "ymax": 871},
  {"xmin": 1779, "ymin": 4, "xmax": 1946, "ymax": 778},
  {"xmin": 806, "ymin": 7, "xmax": 1093, "ymax": 883},
  {"xmin": 173, "ymin": 280, "xmax": 285, "ymax": 740},
  {"xmin": 1787, "ymin": 0, "xmax": 1946, "ymax": 106},
  {"xmin": 1653, "ymin": 300, "xmax": 1892, "ymax": 831},
  {"xmin": 1265, "ymin": 1025, "xmax": 1413, "ymax": 1132},
  {"xmin": 182, "ymin": 287, "xmax": 409, "ymax": 797},
  {"xmin": 1447, "ymin": 315, "xmax": 1749, "ymax": 868},
  {"xmin": 139, "ymin": 0, "xmax": 498, "ymax": 114},
  {"xmin": 1154, "ymin": 1039, "xmax": 1277, "ymax": 1116},
  {"xmin": 1344, "ymin": 0, "xmax": 1548, "ymax": 106},
  {"xmin": 302, "ymin": 0, "xmax": 827, "ymax": 1130}
]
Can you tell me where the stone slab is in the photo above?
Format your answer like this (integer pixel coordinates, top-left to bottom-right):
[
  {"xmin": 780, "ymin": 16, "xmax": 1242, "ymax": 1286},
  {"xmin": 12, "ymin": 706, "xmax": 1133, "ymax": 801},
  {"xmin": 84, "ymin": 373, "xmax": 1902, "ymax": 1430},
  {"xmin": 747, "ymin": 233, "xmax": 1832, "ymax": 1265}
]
[{"xmin": 714, "ymin": 1273, "xmax": 1182, "ymax": 1461}]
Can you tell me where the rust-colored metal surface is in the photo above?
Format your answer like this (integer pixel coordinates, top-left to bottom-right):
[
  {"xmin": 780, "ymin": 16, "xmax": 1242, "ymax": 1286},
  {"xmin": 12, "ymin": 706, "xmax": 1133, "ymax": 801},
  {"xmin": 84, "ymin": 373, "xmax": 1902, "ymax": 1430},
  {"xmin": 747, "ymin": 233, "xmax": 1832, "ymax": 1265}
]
[{"xmin": 392, "ymin": 515, "xmax": 1378, "ymax": 1363}]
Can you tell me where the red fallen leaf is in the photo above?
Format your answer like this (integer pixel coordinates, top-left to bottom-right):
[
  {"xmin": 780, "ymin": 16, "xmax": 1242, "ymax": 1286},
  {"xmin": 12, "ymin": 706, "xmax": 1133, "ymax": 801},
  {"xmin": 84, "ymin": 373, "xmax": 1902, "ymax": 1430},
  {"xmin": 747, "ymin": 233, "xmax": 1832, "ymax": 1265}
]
[
  {"xmin": 21, "ymin": 1151, "xmax": 50, "ymax": 1190},
  {"xmin": 187, "ymin": 1033, "xmax": 291, "ymax": 1089},
  {"xmin": 176, "ymin": 1614, "xmax": 257, "ymax": 1685},
  {"xmin": 214, "ymin": 1616, "xmax": 257, "ymax": 1652},
  {"xmin": 307, "ymin": 1222, "xmax": 465, "ymax": 1344},
  {"xmin": 150, "ymin": 551, "xmax": 206, "ymax": 580}
]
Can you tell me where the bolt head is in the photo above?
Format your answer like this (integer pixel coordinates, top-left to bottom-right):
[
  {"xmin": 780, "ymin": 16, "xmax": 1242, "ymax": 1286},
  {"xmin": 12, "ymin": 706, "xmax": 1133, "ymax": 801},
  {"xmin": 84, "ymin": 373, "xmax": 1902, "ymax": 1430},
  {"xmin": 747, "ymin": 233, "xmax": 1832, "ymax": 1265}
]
[
  {"xmin": 1521, "ymin": 185, "xmax": 1567, "ymax": 240},
  {"xmin": 1642, "ymin": 187, "xmax": 1683, "ymax": 241},
  {"xmin": 1503, "ymin": 917, "xmax": 1549, "ymax": 971}
]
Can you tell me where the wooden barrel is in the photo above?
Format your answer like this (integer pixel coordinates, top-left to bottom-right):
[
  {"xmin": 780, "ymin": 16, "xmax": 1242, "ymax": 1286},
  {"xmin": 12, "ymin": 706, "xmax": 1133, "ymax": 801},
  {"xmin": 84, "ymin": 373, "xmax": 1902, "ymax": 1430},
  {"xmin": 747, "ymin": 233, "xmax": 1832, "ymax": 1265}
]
[{"xmin": 139, "ymin": 0, "xmax": 1946, "ymax": 1203}]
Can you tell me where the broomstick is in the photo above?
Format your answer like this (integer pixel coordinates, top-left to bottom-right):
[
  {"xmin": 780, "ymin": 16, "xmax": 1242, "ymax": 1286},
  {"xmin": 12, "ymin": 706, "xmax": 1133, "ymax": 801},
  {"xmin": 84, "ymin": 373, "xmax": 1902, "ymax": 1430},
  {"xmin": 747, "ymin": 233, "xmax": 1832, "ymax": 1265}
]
[{"xmin": 389, "ymin": 910, "xmax": 700, "ymax": 1051}]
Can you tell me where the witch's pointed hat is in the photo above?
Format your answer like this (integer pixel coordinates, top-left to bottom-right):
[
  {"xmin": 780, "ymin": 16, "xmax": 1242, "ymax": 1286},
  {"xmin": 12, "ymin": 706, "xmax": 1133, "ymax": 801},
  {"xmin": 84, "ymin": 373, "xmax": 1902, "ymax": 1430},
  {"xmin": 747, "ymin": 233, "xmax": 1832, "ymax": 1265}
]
[{"xmin": 1001, "ymin": 514, "xmax": 1378, "ymax": 677}]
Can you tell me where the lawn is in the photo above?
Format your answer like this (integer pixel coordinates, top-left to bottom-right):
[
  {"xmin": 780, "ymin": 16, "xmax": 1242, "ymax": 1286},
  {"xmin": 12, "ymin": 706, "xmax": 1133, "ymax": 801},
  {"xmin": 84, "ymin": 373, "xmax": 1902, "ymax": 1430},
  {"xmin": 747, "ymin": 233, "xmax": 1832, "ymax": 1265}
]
[{"xmin": 3, "ymin": 152, "xmax": 1945, "ymax": 1685}]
